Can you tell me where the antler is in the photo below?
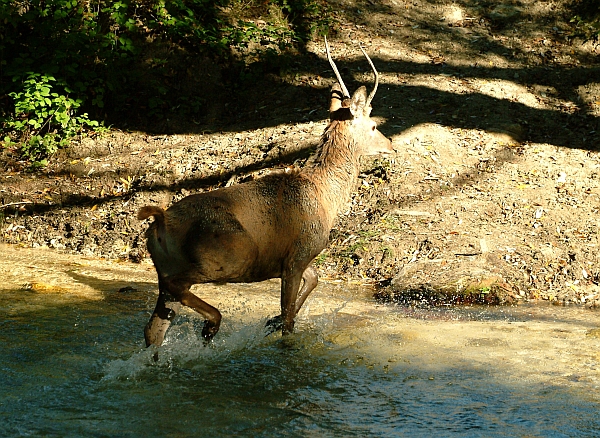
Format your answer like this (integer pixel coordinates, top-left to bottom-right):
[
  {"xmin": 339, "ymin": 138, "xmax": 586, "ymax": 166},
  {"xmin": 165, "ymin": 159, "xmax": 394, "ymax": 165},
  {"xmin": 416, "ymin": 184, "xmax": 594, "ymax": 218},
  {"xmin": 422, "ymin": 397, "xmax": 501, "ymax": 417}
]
[
  {"xmin": 324, "ymin": 36, "xmax": 350, "ymax": 99},
  {"xmin": 359, "ymin": 44, "xmax": 379, "ymax": 108}
]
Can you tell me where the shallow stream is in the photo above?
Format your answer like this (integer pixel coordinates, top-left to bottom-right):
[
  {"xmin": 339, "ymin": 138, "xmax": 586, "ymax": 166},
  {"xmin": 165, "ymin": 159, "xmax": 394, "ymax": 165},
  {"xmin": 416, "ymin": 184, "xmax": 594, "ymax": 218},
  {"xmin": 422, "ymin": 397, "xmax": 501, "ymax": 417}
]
[{"xmin": 1, "ymin": 244, "xmax": 599, "ymax": 437}]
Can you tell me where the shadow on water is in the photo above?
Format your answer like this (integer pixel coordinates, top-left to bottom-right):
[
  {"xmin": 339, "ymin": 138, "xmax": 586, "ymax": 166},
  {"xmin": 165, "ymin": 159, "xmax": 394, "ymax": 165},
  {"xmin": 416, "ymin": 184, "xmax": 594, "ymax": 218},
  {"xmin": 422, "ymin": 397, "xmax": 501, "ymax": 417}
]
[
  {"xmin": 1, "ymin": 283, "xmax": 599, "ymax": 437},
  {"xmin": 64, "ymin": 270, "xmax": 157, "ymax": 299},
  {"xmin": 386, "ymin": 300, "xmax": 600, "ymax": 328}
]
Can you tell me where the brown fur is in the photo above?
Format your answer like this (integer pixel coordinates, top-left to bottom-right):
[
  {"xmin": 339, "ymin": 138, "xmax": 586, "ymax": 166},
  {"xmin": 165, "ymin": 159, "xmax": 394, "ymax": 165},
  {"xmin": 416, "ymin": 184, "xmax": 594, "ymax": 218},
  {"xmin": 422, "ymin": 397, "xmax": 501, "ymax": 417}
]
[{"xmin": 138, "ymin": 46, "xmax": 394, "ymax": 347}]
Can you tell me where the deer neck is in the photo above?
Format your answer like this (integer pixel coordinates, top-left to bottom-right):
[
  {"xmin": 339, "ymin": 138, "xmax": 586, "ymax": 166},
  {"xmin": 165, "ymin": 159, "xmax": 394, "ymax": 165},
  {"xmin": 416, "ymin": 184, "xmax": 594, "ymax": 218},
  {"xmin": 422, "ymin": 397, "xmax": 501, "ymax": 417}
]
[{"xmin": 303, "ymin": 120, "xmax": 361, "ymax": 227}]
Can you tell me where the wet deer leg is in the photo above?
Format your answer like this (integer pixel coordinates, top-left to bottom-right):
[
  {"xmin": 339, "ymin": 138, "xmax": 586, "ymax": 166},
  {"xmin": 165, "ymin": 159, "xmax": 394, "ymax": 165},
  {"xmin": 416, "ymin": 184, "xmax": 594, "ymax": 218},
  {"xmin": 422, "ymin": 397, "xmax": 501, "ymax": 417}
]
[
  {"xmin": 294, "ymin": 266, "xmax": 318, "ymax": 314},
  {"xmin": 145, "ymin": 281, "xmax": 181, "ymax": 347},
  {"xmin": 147, "ymin": 277, "xmax": 222, "ymax": 345},
  {"xmin": 168, "ymin": 278, "xmax": 222, "ymax": 342},
  {"xmin": 280, "ymin": 270, "xmax": 302, "ymax": 335},
  {"xmin": 266, "ymin": 266, "xmax": 318, "ymax": 333}
]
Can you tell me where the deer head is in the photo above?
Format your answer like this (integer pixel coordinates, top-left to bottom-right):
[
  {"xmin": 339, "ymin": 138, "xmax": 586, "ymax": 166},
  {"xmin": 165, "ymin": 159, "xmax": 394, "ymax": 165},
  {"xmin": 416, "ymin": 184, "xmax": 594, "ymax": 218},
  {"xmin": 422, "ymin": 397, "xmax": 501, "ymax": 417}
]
[{"xmin": 325, "ymin": 37, "xmax": 394, "ymax": 156}]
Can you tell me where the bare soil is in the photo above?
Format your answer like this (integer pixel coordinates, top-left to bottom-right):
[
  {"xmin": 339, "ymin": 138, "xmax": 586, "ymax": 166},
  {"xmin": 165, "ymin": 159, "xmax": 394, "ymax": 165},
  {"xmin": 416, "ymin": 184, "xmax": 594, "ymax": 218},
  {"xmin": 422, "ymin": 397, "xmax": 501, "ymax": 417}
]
[{"xmin": 2, "ymin": 0, "xmax": 600, "ymax": 307}]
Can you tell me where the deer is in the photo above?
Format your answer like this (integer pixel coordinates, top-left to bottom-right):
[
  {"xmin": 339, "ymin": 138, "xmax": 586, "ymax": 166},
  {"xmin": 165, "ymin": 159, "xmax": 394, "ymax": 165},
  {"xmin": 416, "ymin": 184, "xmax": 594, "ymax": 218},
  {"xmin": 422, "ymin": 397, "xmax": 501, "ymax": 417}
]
[{"xmin": 138, "ymin": 37, "xmax": 394, "ymax": 347}]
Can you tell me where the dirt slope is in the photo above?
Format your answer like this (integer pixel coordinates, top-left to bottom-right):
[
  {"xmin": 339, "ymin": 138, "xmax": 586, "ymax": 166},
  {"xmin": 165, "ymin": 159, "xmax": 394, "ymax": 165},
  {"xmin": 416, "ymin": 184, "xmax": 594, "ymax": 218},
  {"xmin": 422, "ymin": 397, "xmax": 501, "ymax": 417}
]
[{"xmin": 2, "ymin": 0, "xmax": 599, "ymax": 306}]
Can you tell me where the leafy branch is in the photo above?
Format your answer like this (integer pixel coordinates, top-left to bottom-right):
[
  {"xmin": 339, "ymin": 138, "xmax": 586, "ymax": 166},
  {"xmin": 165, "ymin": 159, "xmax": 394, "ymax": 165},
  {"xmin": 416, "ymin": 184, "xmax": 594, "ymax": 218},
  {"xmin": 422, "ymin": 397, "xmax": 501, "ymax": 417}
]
[{"xmin": 0, "ymin": 0, "xmax": 332, "ymax": 166}]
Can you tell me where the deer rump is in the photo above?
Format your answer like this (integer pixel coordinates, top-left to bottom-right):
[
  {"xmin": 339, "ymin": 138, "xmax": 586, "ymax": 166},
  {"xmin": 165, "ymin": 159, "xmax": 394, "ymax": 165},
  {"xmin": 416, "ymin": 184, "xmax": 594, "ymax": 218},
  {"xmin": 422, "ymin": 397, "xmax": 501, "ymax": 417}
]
[{"xmin": 138, "ymin": 38, "xmax": 394, "ymax": 347}]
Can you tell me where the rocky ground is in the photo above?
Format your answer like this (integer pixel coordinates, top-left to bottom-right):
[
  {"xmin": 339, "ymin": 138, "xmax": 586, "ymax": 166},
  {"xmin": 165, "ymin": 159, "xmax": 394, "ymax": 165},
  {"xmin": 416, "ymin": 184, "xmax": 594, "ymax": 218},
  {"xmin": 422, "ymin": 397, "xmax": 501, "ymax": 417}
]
[{"xmin": 2, "ymin": 0, "xmax": 600, "ymax": 307}]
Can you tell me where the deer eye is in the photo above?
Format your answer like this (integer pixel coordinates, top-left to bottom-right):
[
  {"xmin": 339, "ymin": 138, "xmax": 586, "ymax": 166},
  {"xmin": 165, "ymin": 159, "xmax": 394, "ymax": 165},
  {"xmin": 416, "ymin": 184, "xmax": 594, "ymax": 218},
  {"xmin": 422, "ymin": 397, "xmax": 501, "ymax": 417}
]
[{"xmin": 371, "ymin": 125, "xmax": 377, "ymax": 131}]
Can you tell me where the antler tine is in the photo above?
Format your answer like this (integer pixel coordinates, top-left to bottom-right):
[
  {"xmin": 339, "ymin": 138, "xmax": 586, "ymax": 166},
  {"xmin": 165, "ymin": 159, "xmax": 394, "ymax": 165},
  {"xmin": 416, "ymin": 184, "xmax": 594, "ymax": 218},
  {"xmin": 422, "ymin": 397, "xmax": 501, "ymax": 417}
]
[
  {"xmin": 325, "ymin": 36, "xmax": 350, "ymax": 99},
  {"xmin": 359, "ymin": 44, "xmax": 378, "ymax": 108}
]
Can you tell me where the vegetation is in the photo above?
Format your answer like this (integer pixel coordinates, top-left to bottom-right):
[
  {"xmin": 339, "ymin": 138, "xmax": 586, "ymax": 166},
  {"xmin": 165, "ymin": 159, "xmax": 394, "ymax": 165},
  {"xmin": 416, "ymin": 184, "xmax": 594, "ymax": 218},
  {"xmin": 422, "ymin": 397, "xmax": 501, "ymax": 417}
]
[
  {"xmin": 568, "ymin": 0, "xmax": 600, "ymax": 43},
  {"xmin": 0, "ymin": 0, "xmax": 330, "ymax": 166}
]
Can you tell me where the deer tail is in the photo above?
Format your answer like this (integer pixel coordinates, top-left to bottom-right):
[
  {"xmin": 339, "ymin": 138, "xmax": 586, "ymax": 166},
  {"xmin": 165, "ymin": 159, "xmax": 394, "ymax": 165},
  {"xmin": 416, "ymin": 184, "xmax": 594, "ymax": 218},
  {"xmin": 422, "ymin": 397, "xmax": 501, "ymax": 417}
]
[
  {"xmin": 138, "ymin": 206, "xmax": 169, "ymax": 254},
  {"xmin": 138, "ymin": 206, "xmax": 165, "ymax": 222}
]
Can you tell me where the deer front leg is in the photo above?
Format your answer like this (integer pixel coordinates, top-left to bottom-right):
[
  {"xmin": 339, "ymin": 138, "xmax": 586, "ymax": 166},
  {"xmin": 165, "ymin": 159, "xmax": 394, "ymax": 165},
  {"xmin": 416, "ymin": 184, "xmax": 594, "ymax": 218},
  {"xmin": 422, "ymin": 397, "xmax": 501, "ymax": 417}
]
[
  {"xmin": 266, "ymin": 266, "xmax": 318, "ymax": 333},
  {"xmin": 280, "ymin": 270, "xmax": 304, "ymax": 335}
]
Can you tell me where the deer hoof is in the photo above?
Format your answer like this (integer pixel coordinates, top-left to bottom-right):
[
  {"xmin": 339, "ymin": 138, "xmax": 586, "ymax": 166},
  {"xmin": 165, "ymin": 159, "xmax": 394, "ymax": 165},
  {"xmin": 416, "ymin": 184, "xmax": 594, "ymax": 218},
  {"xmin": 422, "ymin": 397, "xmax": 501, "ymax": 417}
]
[
  {"xmin": 265, "ymin": 315, "xmax": 283, "ymax": 335},
  {"xmin": 202, "ymin": 320, "xmax": 219, "ymax": 343}
]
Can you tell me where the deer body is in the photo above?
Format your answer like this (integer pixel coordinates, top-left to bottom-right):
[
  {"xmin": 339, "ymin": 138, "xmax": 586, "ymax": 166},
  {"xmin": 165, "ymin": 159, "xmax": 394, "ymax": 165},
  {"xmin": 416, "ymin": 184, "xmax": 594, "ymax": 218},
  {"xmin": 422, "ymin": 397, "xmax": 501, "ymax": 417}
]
[{"xmin": 139, "ymin": 40, "xmax": 393, "ymax": 347}]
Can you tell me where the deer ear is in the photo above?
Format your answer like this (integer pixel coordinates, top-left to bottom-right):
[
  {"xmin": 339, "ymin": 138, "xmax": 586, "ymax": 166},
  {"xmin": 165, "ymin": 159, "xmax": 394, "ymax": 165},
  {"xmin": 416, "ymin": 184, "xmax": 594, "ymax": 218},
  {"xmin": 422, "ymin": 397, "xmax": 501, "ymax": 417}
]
[
  {"xmin": 350, "ymin": 86, "xmax": 368, "ymax": 116},
  {"xmin": 330, "ymin": 83, "xmax": 344, "ymax": 114}
]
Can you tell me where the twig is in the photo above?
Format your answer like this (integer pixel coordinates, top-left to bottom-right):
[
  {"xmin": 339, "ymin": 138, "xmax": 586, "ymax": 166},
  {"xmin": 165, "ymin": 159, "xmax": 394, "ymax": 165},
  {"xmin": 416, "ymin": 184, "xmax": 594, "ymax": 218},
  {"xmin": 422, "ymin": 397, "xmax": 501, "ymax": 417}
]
[{"xmin": 0, "ymin": 201, "xmax": 34, "ymax": 209}]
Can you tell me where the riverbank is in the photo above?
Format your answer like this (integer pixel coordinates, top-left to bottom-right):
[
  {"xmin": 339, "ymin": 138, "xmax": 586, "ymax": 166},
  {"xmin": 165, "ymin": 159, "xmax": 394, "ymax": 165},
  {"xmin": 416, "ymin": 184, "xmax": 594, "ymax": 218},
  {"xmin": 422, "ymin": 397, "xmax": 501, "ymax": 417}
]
[{"xmin": 2, "ymin": 0, "xmax": 600, "ymax": 306}]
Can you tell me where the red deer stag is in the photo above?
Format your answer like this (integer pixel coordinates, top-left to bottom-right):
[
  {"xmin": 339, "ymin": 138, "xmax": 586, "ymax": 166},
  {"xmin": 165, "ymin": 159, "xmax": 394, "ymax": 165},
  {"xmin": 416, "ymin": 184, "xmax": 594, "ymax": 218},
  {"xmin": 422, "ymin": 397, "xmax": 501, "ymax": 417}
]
[{"xmin": 138, "ymin": 37, "xmax": 394, "ymax": 346}]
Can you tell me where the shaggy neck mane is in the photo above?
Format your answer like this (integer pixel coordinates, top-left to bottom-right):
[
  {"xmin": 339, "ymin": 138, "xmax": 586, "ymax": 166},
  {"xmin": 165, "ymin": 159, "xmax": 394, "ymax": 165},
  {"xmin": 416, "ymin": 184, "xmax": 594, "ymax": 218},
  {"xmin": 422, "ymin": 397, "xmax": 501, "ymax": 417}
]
[{"xmin": 302, "ymin": 119, "xmax": 361, "ymax": 226}]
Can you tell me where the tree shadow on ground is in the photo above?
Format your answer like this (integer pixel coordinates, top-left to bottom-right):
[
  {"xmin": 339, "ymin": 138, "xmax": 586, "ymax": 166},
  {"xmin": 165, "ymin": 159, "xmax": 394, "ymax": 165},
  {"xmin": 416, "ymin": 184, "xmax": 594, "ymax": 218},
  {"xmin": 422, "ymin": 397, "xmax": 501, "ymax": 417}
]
[
  {"xmin": 3, "ymin": 50, "xmax": 599, "ymax": 216},
  {"xmin": 240, "ymin": 54, "xmax": 600, "ymax": 148},
  {"xmin": 2, "ymin": 0, "xmax": 600, "ymax": 218}
]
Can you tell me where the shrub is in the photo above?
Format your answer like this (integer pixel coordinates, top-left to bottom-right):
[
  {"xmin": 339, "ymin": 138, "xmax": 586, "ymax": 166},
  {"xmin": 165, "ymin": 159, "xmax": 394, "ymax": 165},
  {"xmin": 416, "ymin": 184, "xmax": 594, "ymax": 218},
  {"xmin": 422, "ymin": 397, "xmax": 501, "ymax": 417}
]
[
  {"xmin": 569, "ymin": 0, "xmax": 600, "ymax": 44},
  {"xmin": 4, "ymin": 72, "xmax": 101, "ymax": 166},
  {"xmin": 0, "ymin": 0, "xmax": 331, "ymax": 166}
]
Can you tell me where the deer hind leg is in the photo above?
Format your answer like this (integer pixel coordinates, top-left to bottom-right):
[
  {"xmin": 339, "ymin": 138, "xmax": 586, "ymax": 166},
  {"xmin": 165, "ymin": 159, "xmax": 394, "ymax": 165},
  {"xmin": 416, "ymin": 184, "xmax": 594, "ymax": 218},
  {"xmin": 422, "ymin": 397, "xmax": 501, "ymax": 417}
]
[
  {"xmin": 163, "ymin": 277, "xmax": 222, "ymax": 342},
  {"xmin": 266, "ymin": 266, "xmax": 317, "ymax": 334},
  {"xmin": 145, "ymin": 283, "xmax": 181, "ymax": 347},
  {"xmin": 294, "ymin": 266, "xmax": 318, "ymax": 315}
]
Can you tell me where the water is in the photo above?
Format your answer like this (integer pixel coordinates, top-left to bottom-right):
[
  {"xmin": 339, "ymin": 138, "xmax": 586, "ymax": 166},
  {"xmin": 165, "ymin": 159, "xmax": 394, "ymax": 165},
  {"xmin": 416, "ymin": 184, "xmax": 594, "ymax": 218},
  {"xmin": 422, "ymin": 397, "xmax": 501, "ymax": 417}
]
[{"xmin": 1, "ymin": 246, "xmax": 600, "ymax": 436}]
